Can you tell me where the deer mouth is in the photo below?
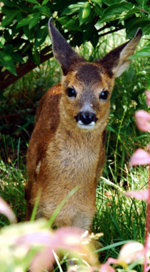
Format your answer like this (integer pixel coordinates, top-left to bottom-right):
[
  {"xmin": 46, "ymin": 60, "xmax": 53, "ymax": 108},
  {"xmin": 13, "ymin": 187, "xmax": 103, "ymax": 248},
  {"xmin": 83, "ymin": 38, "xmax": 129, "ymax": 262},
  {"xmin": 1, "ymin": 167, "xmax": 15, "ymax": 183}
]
[{"xmin": 76, "ymin": 120, "xmax": 96, "ymax": 129}]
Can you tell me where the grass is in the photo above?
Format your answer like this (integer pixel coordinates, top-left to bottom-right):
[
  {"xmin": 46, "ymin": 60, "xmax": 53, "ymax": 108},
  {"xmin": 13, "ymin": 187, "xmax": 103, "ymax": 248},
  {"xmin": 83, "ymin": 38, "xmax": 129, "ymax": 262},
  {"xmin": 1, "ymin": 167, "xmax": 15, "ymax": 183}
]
[
  {"xmin": 0, "ymin": 136, "xmax": 26, "ymax": 225},
  {"xmin": 0, "ymin": 31, "xmax": 150, "ymax": 270},
  {"xmin": 94, "ymin": 166, "xmax": 148, "ymax": 263}
]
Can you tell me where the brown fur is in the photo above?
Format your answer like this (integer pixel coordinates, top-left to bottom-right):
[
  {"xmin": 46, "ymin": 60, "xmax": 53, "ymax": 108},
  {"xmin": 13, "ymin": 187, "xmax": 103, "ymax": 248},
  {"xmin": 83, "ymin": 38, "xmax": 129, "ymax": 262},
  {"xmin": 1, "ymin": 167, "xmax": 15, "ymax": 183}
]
[{"xmin": 26, "ymin": 19, "xmax": 142, "ymax": 229}]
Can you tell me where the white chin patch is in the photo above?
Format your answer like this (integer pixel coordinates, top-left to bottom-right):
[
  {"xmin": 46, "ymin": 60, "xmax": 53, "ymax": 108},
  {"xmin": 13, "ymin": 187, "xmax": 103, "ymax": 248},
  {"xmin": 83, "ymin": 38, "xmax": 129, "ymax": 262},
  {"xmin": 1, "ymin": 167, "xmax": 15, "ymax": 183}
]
[{"xmin": 77, "ymin": 120, "xmax": 96, "ymax": 130}]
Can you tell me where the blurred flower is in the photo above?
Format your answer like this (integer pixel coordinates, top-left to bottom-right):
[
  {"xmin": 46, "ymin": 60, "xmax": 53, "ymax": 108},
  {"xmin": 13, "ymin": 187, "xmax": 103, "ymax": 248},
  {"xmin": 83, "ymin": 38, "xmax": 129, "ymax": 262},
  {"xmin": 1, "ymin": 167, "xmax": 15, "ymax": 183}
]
[
  {"xmin": 100, "ymin": 263, "xmax": 115, "ymax": 272},
  {"xmin": 145, "ymin": 91, "xmax": 150, "ymax": 106},
  {"xmin": 125, "ymin": 190, "xmax": 149, "ymax": 202},
  {"xmin": 99, "ymin": 242, "xmax": 145, "ymax": 272},
  {"xmin": 135, "ymin": 110, "xmax": 150, "ymax": 132},
  {"xmin": 30, "ymin": 248, "xmax": 54, "ymax": 272},
  {"xmin": 16, "ymin": 230, "xmax": 53, "ymax": 246},
  {"xmin": 129, "ymin": 148, "xmax": 150, "ymax": 166},
  {"xmin": 0, "ymin": 197, "xmax": 17, "ymax": 223},
  {"xmin": 0, "ymin": 219, "xmax": 49, "ymax": 272},
  {"xmin": 16, "ymin": 227, "xmax": 98, "ymax": 272},
  {"xmin": 118, "ymin": 242, "xmax": 144, "ymax": 264}
]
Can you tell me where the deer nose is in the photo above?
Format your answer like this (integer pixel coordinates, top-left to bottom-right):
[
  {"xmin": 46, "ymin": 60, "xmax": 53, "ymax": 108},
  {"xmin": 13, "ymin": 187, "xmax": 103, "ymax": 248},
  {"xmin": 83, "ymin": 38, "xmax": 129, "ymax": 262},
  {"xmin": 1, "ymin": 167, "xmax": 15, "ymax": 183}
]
[{"xmin": 75, "ymin": 111, "xmax": 98, "ymax": 125}]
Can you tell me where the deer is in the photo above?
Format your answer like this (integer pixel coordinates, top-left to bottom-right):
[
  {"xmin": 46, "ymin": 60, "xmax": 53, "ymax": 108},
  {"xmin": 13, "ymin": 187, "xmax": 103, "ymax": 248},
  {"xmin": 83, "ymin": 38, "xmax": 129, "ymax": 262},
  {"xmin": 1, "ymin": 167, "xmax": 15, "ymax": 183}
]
[{"xmin": 25, "ymin": 18, "xmax": 142, "ymax": 231}]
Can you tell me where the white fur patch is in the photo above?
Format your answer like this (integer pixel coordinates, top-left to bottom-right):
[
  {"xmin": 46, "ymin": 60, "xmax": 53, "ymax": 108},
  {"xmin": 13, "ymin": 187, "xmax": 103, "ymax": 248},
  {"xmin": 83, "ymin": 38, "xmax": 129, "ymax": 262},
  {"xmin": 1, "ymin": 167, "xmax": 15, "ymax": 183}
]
[
  {"xmin": 77, "ymin": 120, "xmax": 96, "ymax": 130},
  {"xmin": 36, "ymin": 161, "xmax": 41, "ymax": 174}
]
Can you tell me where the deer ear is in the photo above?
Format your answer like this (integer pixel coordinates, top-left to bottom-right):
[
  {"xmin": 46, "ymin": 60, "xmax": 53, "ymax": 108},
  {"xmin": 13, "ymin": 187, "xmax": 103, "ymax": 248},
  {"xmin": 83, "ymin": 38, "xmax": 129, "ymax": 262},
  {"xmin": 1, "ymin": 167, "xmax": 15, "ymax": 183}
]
[
  {"xmin": 98, "ymin": 28, "xmax": 142, "ymax": 78},
  {"xmin": 48, "ymin": 18, "xmax": 84, "ymax": 75}
]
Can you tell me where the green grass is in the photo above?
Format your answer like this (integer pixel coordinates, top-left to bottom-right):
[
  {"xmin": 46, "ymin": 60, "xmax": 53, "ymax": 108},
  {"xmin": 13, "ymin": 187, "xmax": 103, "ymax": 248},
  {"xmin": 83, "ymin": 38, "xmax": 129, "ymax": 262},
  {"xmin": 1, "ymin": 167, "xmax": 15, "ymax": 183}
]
[
  {"xmin": 0, "ymin": 136, "xmax": 26, "ymax": 225},
  {"xmin": 0, "ymin": 33, "xmax": 150, "ymax": 271},
  {"xmin": 94, "ymin": 166, "xmax": 148, "ymax": 262}
]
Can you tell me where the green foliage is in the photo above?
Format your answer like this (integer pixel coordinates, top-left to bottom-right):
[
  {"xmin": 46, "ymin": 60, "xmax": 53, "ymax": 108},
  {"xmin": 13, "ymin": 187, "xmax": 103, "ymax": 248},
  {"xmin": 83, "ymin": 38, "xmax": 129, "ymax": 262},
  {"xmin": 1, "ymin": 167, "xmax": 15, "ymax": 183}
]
[
  {"xmin": 94, "ymin": 167, "xmax": 147, "ymax": 251},
  {"xmin": 105, "ymin": 58, "xmax": 150, "ymax": 182},
  {"xmin": 0, "ymin": 0, "xmax": 150, "ymax": 89},
  {"xmin": 0, "ymin": 136, "xmax": 26, "ymax": 225},
  {"xmin": 0, "ymin": 0, "xmax": 51, "ymax": 75}
]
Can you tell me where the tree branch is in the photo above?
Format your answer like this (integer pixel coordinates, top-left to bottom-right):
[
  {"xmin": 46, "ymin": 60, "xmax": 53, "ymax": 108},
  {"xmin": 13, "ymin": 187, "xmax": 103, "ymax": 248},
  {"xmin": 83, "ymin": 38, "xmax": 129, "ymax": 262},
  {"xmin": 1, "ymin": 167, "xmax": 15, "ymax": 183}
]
[
  {"xmin": 98, "ymin": 27, "xmax": 122, "ymax": 38},
  {"xmin": 0, "ymin": 47, "xmax": 53, "ymax": 90}
]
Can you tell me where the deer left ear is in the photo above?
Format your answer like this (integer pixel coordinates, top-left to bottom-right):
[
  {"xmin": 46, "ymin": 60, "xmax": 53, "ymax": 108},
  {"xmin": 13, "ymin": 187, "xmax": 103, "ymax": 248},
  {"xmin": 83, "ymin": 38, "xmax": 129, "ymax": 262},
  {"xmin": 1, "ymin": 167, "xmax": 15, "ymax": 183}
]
[
  {"xmin": 98, "ymin": 28, "xmax": 142, "ymax": 78},
  {"xmin": 48, "ymin": 18, "xmax": 84, "ymax": 75}
]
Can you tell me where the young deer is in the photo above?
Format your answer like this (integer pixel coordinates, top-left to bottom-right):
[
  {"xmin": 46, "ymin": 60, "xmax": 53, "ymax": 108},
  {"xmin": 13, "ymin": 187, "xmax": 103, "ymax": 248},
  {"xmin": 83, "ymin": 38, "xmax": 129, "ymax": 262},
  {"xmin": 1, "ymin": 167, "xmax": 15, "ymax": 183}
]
[{"xmin": 26, "ymin": 18, "xmax": 142, "ymax": 230}]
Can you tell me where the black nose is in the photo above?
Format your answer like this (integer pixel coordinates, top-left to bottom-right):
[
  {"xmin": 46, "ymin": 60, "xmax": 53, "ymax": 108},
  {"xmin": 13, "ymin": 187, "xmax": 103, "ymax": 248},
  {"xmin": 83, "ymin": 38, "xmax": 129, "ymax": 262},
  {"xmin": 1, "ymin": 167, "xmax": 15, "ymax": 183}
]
[{"xmin": 75, "ymin": 111, "xmax": 98, "ymax": 125}]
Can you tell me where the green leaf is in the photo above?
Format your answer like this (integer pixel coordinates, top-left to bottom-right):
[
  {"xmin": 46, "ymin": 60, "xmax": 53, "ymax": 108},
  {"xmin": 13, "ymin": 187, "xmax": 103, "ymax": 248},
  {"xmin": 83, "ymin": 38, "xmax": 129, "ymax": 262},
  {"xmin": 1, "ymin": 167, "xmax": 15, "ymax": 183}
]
[
  {"xmin": 0, "ymin": 51, "xmax": 17, "ymax": 75},
  {"xmin": 0, "ymin": 41, "xmax": 4, "ymax": 48},
  {"xmin": 92, "ymin": 0, "xmax": 102, "ymax": 8},
  {"xmin": 40, "ymin": 6, "xmax": 51, "ymax": 17},
  {"xmin": 1, "ymin": 10, "xmax": 18, "ymax": 27},
  {"xmin": 32, "ymin": 50, "xmax": 40, "ymax": 65},
  {"xmin": 17, "ymin": 16, "xmax": 32, "ymax": 28},
  {"xmin": 102, "ymin": 0, "xmax": 122, "ymax": 6},
  {"xmin": 22, "ymin": 25, "xmax": 34, "ymax": 40},
  {"xmin": 58, "ymin": 16, "xmax": 68, "ymax": 25},
  {"xmin": 125, "ymin": 17, "xmax": 150, "ymax": 38},
  {"xmin": 42, "ymin": 0, "xmax": 50, "ymax": 5},
  {"xmin": 2, "ymin": 0, "xmax": 19, "ymax": 8},
  {"xmin": 93, "ymin": 4, "xmax": 103, "ymax": 16},
  {"xmin": 95, "ymin": 19, "xmax": 103, "ymax": 30},
  {"xmin": 11, "ymin": 53, "xmax": 23, "ymax": 63},
  {"xmin": 22, "ymin": 43, "xmax": 31, "ymax": 54},
  {"xmin": 100, "ymin": 2, "xmax": 133, "ymax": 22},
  {"xmin": 136, "ymin": 0, "xmax": 149, "ymax": 8},
  {"xmin": 29, "ymin": 13, "xmax": 40, "ymax": 29},
  {"xmin": 123, "ymin": 7, "xmax": 142, "ymax": 21},
  {"xmin": 35, "ymin": 26, "xmax": 48, "ymax": 48},
  {"xmin": 64, "ymin": 18, "xmax": 80, "ymax": 31},
  {"xmin": 62, "ymin": 3, "xmax": 85, "ymax": 16},
  {"xmin": 79, "ymin": 2, "xmax": 91, "ymax": 25},
  {"xmin": 126, "ymin": 17, "xmax": 150, "ymax": 30},
  {"xmin": 26, "ymin": 0, "xmax": 40, "ymax": 4}
]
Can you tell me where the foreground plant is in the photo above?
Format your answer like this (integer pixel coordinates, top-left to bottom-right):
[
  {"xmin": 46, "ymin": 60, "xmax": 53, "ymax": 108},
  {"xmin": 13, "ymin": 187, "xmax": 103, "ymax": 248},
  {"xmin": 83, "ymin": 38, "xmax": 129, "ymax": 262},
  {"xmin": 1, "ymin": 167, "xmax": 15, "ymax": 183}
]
[{"xmin": 0, "ymin": 198, "xmax": 98, "ymax": 272}]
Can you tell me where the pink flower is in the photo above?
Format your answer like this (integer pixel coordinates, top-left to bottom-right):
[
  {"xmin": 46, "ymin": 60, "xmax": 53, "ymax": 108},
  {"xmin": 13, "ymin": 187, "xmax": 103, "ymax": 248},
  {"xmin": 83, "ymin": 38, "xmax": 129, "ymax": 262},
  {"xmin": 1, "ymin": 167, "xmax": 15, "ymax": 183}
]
[
  {"xmin": 118, "ymin": 242, "xmax": 144, "ymax": 264},
  {"xmin": 30, "ymin": 248, "xmax": 54, "ymax": 272},
  {"xmin": 135, "ymin": 110, "xmax": 150, "ymax": 132},
  {"xmin": 0, "ymin": 197, "xmax": 17, "ymax": 223},
  {"xmin": 125, "ymin": 190, "xmax": 149, "ymax": 202},
  {"xmin": 100, "ymin": 263, "xmax": 115, "ymax": 272},
  {"xmin": 145, "ymin": 91, "xmax": 150, "ymax": 106},
  {"xmin": 16, "ymin": 227, "xmax": 97, "ymax": 271},
  {"xmin": 129, "ymin": 148, "xmax": 150, "ymax": 166},
  {"xmin": 16, "ymin": 228, "xmax": 84, "ymax": 251}
]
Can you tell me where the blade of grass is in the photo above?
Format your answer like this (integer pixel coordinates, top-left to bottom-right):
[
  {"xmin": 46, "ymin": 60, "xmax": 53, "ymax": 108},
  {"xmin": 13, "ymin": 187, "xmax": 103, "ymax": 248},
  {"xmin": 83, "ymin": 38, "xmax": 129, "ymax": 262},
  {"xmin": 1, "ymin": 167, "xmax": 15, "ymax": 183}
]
[
  {"xmin": 47, "ymin": 186, "xmax": 79, "ymax": 228},
  {"xmin": 101, "ymin": 177, "xmax": 123, "ymax": 192},
  {"xmin": 52, "ymin": 250, "xmax": 64, "ymax": 272},
  {"xmin": 30, "ymin": 190, "xmax": 41, "ymax": 222},
  {"xmin": 94, "ymin": 240, "xmax": 132, "ymax": 254}
]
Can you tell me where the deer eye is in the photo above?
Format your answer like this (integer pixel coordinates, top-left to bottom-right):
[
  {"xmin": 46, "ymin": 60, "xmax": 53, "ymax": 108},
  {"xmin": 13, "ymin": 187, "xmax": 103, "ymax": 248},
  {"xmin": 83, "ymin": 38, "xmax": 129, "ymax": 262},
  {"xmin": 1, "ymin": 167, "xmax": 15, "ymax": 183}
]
[
  {"xmin": 99, "ymin": 90, "xmax": 109, "ymax": 100},
  {"xmin": 66, "ymin": 87, "xmax": 77, "ymax": 98}
]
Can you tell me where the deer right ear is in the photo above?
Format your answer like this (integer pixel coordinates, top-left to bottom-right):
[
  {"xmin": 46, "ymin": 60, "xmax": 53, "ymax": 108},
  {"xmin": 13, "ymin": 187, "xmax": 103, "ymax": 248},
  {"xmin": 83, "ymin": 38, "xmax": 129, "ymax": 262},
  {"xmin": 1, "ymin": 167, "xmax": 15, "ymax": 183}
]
[
  {"xmin": 97, "ymin": 28, "xmax": 142, "ymax": 78},
  {"xmin": 48, "ymin": 18, "xmax": 83, "ymax": 75}
]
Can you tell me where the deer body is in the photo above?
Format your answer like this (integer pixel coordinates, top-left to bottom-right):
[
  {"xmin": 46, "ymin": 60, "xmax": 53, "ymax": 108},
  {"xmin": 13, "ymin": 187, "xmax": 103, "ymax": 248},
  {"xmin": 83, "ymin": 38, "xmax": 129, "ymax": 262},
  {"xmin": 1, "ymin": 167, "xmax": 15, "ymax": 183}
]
[{"xmin": 26, "ymin": 18, "xmax": 142, "ymax": 230}]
